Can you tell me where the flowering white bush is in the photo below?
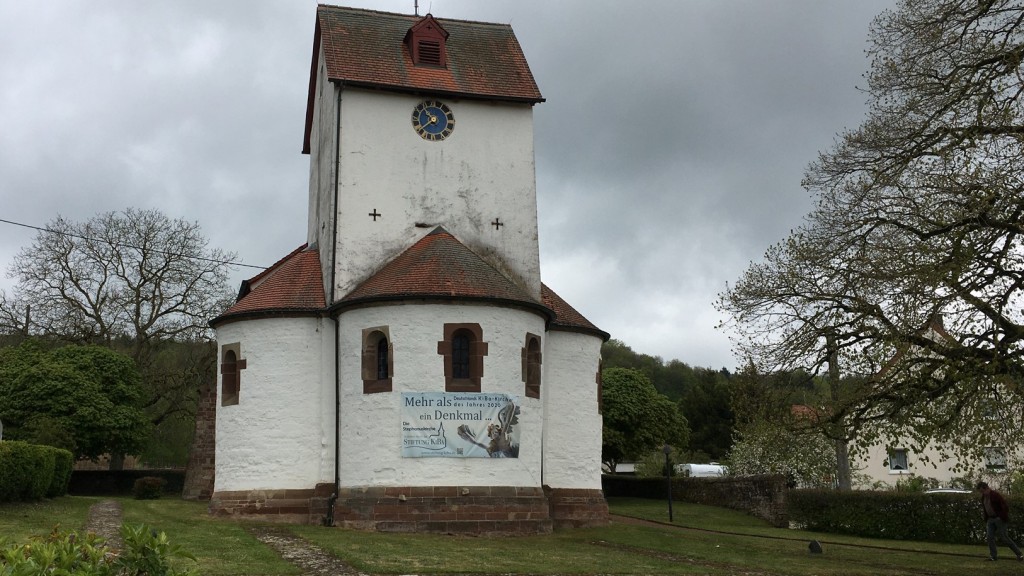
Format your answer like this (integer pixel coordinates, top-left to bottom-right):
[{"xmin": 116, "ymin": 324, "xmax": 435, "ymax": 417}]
[{"xmin": 727, "ymin": 422, "xmax": 837, "ymax": 488}]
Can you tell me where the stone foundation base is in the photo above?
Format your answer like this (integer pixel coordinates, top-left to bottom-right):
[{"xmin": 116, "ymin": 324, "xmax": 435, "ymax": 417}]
[
  {"xmin": 332, "ymin": 485, "xmax": 553, "ymax": 535},
  {"xmin": 209, "ymin": 484, "xmax": 333, "ymax": 525},
  {"xmin": 544, "ymin": 487, "xmax": 609, "ymax": 528},
  {"xmin": 209, "ymin": 484, "xmax": 609, "ymax": 533}
]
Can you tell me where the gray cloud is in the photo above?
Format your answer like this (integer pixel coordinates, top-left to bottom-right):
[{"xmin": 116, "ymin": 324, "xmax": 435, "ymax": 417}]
[{"xmin": 0, "ymin": 0, "xmax": 894, "ymax": 369}]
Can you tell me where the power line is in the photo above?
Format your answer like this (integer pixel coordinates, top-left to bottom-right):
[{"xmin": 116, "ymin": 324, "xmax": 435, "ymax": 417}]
[{"xmin": 0, "ymin": 217, "xmax": 268, "ymax": 271}]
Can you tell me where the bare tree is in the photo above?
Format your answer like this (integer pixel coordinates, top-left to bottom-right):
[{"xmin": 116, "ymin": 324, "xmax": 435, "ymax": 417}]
[
  {"xmin": 719, "ymin": 0, "xmax": 1024, "ymax": 479},
  {"xmin": 1, "ymin": 208, "xmax": 237, "ymax": 466},
  {"xmin": 4, "ymin": 209, "xmax": 236, "ymax": 357}
]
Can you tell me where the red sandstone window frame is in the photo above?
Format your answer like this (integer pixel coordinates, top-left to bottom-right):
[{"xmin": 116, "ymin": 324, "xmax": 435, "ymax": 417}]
[
  {"xmin": 438, "ymin": 323, "xmax": 486, "ymax": 392},
  {"xmin": 522, "ymin": 333, "xmax": 542, "ymax": 399},
  {"xmin": 362, "ymin": 327, "xmax": 393, "ymax": 394}
]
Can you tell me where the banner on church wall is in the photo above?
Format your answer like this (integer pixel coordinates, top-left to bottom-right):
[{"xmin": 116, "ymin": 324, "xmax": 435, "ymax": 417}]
[{"xmin": 401, "ymin": 392, "xmax": 521, "ymax": 458}]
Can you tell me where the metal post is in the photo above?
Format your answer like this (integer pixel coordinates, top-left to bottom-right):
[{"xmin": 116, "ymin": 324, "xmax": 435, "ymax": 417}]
[{"xmin": 663, "ymin": 444, "xmax": 673, "ymax": 522}]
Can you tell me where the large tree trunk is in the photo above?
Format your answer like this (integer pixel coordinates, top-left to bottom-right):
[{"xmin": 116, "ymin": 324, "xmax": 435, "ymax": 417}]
[
  {"xmin": 828, "ymin": 334, "xmax": 852, "ymax": 490},
  {"xmin": 109, "ymin": 453, "xmax": 125, "ymax": 471}
]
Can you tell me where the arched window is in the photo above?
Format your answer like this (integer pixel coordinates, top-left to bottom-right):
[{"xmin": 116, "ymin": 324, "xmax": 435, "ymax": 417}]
[
  {"xmin": 522, "ymin": 334, "xmax": 542, "ymax": 399},
  {"xmin": 438, "ymin": 323, "xmax": 486, "ymax": 392},
  {"xmin": 362, "ymin": 327, "xmax": 393, "ymax": 394},
  {"xmin": 220, "ymin": 343, "xmax": 245, "ymax": 406}
]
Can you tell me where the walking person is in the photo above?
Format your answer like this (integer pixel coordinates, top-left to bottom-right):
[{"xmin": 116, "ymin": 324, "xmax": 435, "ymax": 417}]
[{"xmin": 976, "ymin": 481, "xmax": 1024, "ymax": 561}]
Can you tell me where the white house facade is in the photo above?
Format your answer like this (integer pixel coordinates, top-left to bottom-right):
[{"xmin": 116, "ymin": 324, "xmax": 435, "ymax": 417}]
[{"xmin": 852, "ymin": 318, "xmax": 1018, "ymax": 490}]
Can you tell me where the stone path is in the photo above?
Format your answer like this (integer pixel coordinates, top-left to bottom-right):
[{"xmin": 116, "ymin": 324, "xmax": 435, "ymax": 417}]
[
  {"xmin": 84, "ymin": 499, "xmax": 124, "ymax": 551},
  {"xmin": 246, "ymin": 526, "xmax": 368, "ymax": 576}
]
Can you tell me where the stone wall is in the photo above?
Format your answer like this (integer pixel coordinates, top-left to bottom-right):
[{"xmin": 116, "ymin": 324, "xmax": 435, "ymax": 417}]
[
  {"xmin": 206, "ymin": 484, "xmax": 610, "ymax": 534},
  {"xmin": 209, "ymin": 484, "xmax": 334, "ymax": 524},
  {"xmin": 182, "ymin": 378, "xmax": 216, "ymax": 500},
  {"xmin": 331, "ymin": 485, "xmax": 553, "ymax": 535},
  {"xmin": 544, "ymin": 487, "xmax": 609, "ymax": 529}
]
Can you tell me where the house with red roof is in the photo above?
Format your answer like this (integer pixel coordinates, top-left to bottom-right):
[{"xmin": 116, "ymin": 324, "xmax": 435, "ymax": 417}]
[{"xmin": 204, "ymin": 5, "xmax": 609, "ymax": 534}]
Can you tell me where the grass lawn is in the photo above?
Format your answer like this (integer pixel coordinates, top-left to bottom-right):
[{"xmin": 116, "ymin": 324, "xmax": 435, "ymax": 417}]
[{"xmin": 1, "ymin": 495, "xmax": 1013, "ymax": 575}]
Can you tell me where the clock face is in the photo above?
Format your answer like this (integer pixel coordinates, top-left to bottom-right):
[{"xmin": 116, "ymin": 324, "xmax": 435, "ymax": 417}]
[{"xmin": 412, "ymin": 100, "xmax": 455, "ymax": 141}]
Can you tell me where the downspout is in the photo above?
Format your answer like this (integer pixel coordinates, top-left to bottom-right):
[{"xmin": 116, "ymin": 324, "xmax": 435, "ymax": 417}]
[{"xmin": 325, "ymin": 84, "xmax": 343, "ymax": 526}]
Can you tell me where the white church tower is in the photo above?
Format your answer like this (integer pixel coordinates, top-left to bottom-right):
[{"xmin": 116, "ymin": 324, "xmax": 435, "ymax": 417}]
[{"xmin": 208, "ymin": 5, "xmax": 608, "ymax": 534}]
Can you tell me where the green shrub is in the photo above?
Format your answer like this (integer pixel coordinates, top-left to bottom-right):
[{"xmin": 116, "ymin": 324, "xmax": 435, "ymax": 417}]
[
  {"xmin": 26, "ymin": 444, "xmax": 56, "ymax": 500},
  {"xmin": 0, "ymin": 441, "xmax": 72, "ymax": 502},
  {"xmin": 132, "ymin": 476, "xmax": 167, "ymax": 500},
  {"xmin": 894, "ymin": 475, "xmax": 935, "ymax": 493},
  {"xmin": 117, "ymin": 524, "xmax": 196, "ymax": 576},
  {"xmin": 788, "ymin": 489, "xmax": 1002, "ymax": 544},
  {"xmin": 0, "ymin": 441, "xmax": 47, "ymax": 502},
  {"xmin": 0, "ymin": 527, "xmax": 113, "ymax": 576},
  {"xmin": 0, "ymin": 525, "xmax": 196, "ymax": 576},
  {"xmin": 46, "ymin": 447, "xmax": 74, "ymax": 498}
]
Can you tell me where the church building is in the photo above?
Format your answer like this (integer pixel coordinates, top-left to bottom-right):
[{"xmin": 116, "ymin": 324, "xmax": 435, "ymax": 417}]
[{"xmin": 206, "ymin": 5, "xmax": 609, "ymax": 534}]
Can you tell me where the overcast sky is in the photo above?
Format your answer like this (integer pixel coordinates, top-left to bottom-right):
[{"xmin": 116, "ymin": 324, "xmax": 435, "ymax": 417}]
[{"xmin": 0, "ymin": 1, "xmax": 895, "ymax": 370}]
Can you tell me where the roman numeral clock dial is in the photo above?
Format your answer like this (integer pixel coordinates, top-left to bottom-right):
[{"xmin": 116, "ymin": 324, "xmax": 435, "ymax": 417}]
[{"xmin": 412, "ymin": 100, "xmax": 455, "ymax": 141}]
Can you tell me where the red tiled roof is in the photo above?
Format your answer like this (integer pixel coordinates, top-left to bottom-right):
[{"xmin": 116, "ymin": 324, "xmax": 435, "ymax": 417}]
[
  {"xmin": 211, "ymin": 245, "xmax": 325, "ymax": 326},
  {"xmin": 338, "ymin": 228, "xmax": 546, "ymax": 314},
  {"xmin": 303, "ymin": 5, "xmax": 543, "ymax": 153},
  {"xmin": 315, "ymin": 5, "xmax": 543, "ymax": 102},
  {"xmin": 209, "ymin": 233, "xmax": 606, "ymax": 341},
  {"xmin": 541, "ymin": 283, "xmax": 609, "ymax": 340}
]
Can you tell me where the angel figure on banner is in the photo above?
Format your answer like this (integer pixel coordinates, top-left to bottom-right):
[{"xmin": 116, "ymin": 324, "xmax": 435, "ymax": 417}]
[{"xmin": 457, "ymin": 401, "xmax": 520, "ymax": 458}]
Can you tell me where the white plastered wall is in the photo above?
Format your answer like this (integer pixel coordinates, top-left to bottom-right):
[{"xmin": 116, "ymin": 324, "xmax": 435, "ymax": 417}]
[
  {"xmin": 214, "ymin": 316, "xmax": 335, "ymax": 492},
  {"xmin": 854, "ymin": 441, "xmax": 991, "ymax": 489},
  {"xmin": 336, "ymin": 303, "xmax": 547, "ymax": 487},
  {"xmin": 540, "ymin": 330, "xmax": 604, "ymax": 489},
  {"xmin": 331, "ymin": 89, "xmax": 541, "ymax": 300},
  {"xmin": 306, "ymin": 48, "xmax": 339, "ymax": 299}
]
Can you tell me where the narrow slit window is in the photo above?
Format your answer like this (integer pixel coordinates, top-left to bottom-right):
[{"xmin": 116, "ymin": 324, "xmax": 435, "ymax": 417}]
[
  {"xmin": 377, "ymin": 337, "xmax": 389, "ymax": 380},
  {"xmin": 453, "ymin": 333, "xmax": 470, "ymax": 379}
]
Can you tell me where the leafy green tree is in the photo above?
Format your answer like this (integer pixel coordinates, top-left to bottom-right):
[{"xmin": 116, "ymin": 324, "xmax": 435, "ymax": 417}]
[
  {"xmin": 633, "ymin": 446, "xmax": 688, "ymax": 478},
  {"xmin": 0, "ymin": 341, "xmax": 150, "ymax": 460},
  {"xmin": 601, "ymin": 367, "xmax": 689, "ymax": 472},
  {"xmin": 728, "ymin": 363, "xmax": 838, "ymax": 488},
  {"xmin": 679, "ymin": 367, "xmax": 734, "ymax": 461},
  {"xmin": 601, "ymin": 340, "xmax": 735, "ymax": 460}
]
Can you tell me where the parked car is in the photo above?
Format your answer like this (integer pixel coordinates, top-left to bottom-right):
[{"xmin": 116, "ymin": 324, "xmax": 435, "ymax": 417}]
[{"xmin": 924, "ymin": 488, "xmax": 972, "ymax": 494}]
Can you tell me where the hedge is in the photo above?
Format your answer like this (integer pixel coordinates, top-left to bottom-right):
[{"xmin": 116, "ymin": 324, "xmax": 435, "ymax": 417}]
[
  {"xmin": 0, "ymin": 441, "xmax": 73, "ymax": 503},
  {"xmin": 788, "ymin": 489, "xmax": 1010, "ymax": 545},
  {"xmin": 69, "ymin": 469, "xmax": 186, "ymax": 496}
]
